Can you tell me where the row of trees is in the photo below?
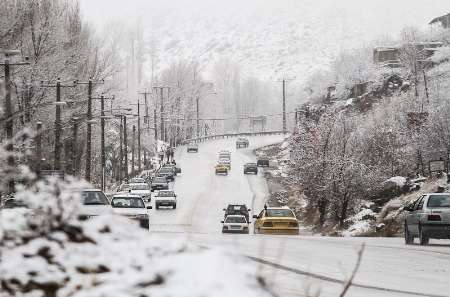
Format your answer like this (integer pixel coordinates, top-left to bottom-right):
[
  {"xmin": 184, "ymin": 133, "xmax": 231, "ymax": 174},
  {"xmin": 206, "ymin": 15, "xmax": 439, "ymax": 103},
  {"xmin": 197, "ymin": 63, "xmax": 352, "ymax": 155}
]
[{"xmin": 291, "ymin": 27, "xmax": 450, "ymax": 230}]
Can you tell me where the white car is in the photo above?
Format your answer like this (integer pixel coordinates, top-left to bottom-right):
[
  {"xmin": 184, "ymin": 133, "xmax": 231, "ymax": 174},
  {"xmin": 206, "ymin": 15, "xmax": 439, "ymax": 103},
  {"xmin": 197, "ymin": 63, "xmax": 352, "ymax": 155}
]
[
  {"xmin": 79, "ymin": 189, "xmax": 112, "ymax": 220},
  {"xmin": 129, "ymin": 177, "xmax": 147, "ymax": 184},
  {"xmin": 129, "ymin": 183, "xmax": 152, "ymax": 202},
  {"xmin": 221, "ymin": 215, "xmax": 250, "ymax": 234},
  {"xmin": 154, "ymin": 190, "xmax": 177, "ymax": 209},
  {"xmin": 111, "ymin": 194, "xmax": 152, "ymax": 229}
]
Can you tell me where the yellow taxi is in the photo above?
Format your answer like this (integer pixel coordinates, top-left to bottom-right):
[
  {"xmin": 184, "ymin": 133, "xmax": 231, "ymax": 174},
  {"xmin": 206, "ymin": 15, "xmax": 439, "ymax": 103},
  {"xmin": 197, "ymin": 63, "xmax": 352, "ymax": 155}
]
[
  {"xmin": 253, "ymin": 206, "xmax": 299, "ymax": 235},
  {"xmin": 215, "ymin": 163, "xmax": 229, "ymax": 175}
]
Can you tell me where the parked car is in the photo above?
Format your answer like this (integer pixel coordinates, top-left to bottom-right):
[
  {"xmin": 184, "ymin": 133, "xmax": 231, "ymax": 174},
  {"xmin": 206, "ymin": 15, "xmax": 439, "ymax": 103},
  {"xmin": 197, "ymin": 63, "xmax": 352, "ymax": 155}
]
[
  {"xmin": 111, "ymin": 194, "xmax": 151, "ymax": 229},
  {"xmin": 157, "ymin": 166, "xmax": 176, "ymax": 182},
  {"xmin": 79, "ymin": 189, "xmax": 112, "ymax": 220},
  {"xmin": 221, "ymin": 215, "xmax": 250, "ymax": 234},
  {"xmin": 236, "ymin": 137, "xmax": 249, "ymax": 148},
  {"xmin": 253, "ymin": 206, "xmax": 299, "ymax": 235},
  {"xmin": 129, "ymin": 183, "xmax": 152, "ymax": 202},
  {"xmin": 215, "ymin": 164, "xmax": 229, "ymax": 175},
  {"xmin": 187, "ymin": 143, "xmax": 198, "ymax": 153},
  {"xmin": 404, "ymin": 193, "xmax": 450, "ymax": 245},
  {"xmin": 223, "ymin": 204, "xmax": 251, "ymax": 223},
  {"xmin": 243, "ymin": 163, "xmax": 258, "ymax": 175},
  {"xmin": 165, "ymin": 163, "xmax": 182, "ymax": 174},
  {"xmin": 257, "ymin": 158, "xmax": 270, "ymax": 167},
  {"xmin": 151, "ymin": 177, "xmax": 169, "ymax": 192},
  {"xmin": 154, "ymin": 190, "xmax": 177, "ymax": 209}
]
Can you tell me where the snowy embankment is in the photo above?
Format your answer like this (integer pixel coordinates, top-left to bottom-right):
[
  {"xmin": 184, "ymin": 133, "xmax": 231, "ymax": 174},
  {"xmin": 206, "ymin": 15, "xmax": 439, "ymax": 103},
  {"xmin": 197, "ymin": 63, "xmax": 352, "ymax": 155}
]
[{"xmin": 0, "ymin": 179, "xmax": 274, "ymax": 297}]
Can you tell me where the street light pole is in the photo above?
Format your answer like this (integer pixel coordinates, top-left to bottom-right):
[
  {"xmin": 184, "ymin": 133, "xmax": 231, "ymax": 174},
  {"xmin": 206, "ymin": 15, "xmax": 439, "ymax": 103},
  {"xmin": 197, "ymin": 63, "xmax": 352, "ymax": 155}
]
[{"xmin": 75, "ymin": 79, "xmax": 104, "ymax": 182}]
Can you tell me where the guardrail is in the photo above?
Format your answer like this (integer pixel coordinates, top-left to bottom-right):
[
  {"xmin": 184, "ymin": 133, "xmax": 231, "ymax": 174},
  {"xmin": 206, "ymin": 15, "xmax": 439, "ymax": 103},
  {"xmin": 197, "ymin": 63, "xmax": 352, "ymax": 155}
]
[{"xmin": 181, "ymin": 130, "xmax": 288, "ymax": 145}]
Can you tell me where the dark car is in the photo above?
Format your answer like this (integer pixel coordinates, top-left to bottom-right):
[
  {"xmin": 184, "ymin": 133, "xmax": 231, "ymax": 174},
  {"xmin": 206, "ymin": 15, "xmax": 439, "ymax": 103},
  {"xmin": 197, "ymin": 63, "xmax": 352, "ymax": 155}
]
[
  {"xmin": 157, "ymin": 166, "xmax": 176, "ymax": 182},
  {"xmin": 257, "ymin": 158, "xmax": 270, "ymax": 167},
  {"xmin": 404, "ymin": 193, "xmax": 450, "ymax": 245},
  {"xmin": 151, "ymin": 177, "xmax": 169, "ymax": 192},
  {"xmin": 223, "ymin": 204, "xmax": 251, "ymax": 223},
  {"xmin": 236, "ymin": 138, "xmax": 249, "ymax": 148},
  {"xmin": 244, "ymin": 163, "xmax": 258, "ymax": 175},
  {"xmin": 187, "ymin": 144, "xmax": 198, "ymax": 153}
]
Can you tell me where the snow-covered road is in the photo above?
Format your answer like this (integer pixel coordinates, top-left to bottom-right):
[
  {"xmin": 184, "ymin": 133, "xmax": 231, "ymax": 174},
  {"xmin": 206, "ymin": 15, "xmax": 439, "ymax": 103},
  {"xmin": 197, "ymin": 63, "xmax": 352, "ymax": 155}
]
[{"xmin": 149, "ymin": 136, "xmax": 450, "ymax": 297}]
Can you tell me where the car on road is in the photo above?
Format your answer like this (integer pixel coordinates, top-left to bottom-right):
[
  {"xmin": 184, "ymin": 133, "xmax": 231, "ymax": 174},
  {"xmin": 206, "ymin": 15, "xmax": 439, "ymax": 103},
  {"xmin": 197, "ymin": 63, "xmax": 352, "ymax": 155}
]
[
  {"xmin": 151, "ymin": 177, "xmax": 169, "ymax": 192},
  {"xmin": 129, "ymin": 183, "xmax": 152, "ymax": 202},
  {"xmin": 154, "ymin": 190, "xmax": 177, "ymax": 209},
  {"xmin": 219, "ymin": 151, "xmax": 231, "ymax": 160},
  {"xmin": 221, "ymin": 215, "xmax": 250, "ymax": 234},
  {"xmin": 79, "ymin": 189, "xmax": 112, "ymax": 220},
  {"xmin": 218, "ymin": 158, "xmax": 231, "ymax": 170},
  {"xmin": 111, "ymin": 194, "xmax": 152, "ymax": 229},
  {"xmin": 116, "ymin": 183, "xmax": 131, "ymax": 192},
  {"xmin": 404, "ymin": 193, "xmax": 450, "ymax": 245},
  {"xmin": 223, "ymin": 204, "xmax": 251, "ymax": 223},
  {"xmin": 253, "ymin": 206, "xmax": 299, "ymax": 235},
  {"xmin": 257, "ymin": 158, "xmax": 270, "ymax": 167},
  {"xmin": 129, "ymin": 177, "xmax": 147, "ymax": 184},
  {"xmin": 157, "ymin": 166, "xmax": 176, "ymax": 182},
  {"xmin": 165, "ymin": 163, "xmax": 182, "ymax": 175},
  {"xmin": 215, "ymin": 163, "xmax": 229, "ymax": 175},
  {"xmin": 243, "ymin": 163, "xmax": 258, "ymax": 175},
  {"xmin": 187, "ymin": 143, "xmax": 198, "ymax": 153},
  {"xmin": 236, "ymin": 137, "xmax": 249, "ymax": 148}
]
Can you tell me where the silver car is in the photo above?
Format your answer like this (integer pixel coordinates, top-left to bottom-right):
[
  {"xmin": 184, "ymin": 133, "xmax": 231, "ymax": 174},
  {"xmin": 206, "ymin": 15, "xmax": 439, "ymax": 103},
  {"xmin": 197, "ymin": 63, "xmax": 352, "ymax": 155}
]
[{"xmin": 404, "ymin": 193, "xmax": 450, "ymax": 245}]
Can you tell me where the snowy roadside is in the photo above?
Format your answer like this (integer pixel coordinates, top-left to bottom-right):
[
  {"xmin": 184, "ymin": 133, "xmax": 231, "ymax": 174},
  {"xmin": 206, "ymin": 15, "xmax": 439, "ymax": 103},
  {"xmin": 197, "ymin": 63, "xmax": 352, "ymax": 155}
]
[{"xmin": 0, "ymin": 179, "xmax": 276, "ymax": 297}]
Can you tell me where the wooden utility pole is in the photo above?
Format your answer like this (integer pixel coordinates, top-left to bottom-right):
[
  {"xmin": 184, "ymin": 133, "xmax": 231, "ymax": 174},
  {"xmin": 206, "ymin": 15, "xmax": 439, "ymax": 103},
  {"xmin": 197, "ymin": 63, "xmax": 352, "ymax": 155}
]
[
  {"xmin": 41, "ymin": 78, "xmax": 76, "ymax": 171},
  {"xmin": 75, "ymin": 79, "xmax": 104, "ymax": 182}
]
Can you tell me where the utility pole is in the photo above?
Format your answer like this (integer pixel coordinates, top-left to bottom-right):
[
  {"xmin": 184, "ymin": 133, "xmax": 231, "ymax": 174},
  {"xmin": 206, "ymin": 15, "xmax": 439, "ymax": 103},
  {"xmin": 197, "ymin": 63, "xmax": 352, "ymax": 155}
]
[
  {"xmin": 282, "ymin": 79, "xmax": 286, "ymax": 134},
  {"xmin": 131, "ymin": 100, "xmax": 142, "ymax": 172},
  {"xmin": 119, "ymin": 116, "xmax": 123, "ymax": 181},
  {"xmin": 41, "ymin": 78, "xmax": 75, "ymax": 171},
  {"xmin": 196, "ymin": 96, "xmax": 200, "ymax": 138},
  {"xmin": 153, "ymin": 86, "xmax": 170, "ymax": 142},
  {"xmin": 1, "ymin": 50, "xmax": 30, "ymax": 195},
  {"xmin": 154, "ymin": 109, "xmax": 158, "ymax": 141},
  {"xmin": 75, "ymin": 78, "xmax": 104, "ymax": 182},
  {"xmin": 35, "ymin": 121, "xmax": 42, "ymax": 176},
  {"xmin": 71, "ymin": 118, "xmax": 79, "ymax": 176},
  {"xmin": 123, "ymin": 115, "xmax": 128, "ymax": 180},
  {"xmin": 132, "ymin": 125, "xmax": 136, "ymax": 177}
]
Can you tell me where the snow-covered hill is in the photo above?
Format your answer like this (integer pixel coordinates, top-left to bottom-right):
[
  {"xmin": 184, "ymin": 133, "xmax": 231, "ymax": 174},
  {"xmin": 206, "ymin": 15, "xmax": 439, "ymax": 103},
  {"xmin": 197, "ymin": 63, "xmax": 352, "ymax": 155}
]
[{"xmin": 80, "ymin": 0, "xmax": 450, "ymax": 82}]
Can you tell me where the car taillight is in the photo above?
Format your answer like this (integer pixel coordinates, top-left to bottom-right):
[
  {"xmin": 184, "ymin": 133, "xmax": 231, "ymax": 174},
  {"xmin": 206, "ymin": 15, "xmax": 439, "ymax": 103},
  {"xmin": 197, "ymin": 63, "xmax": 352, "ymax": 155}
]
[
  {"xmin": 263, "ymin": 222, "xmax": 273, "ymax": 227},
  {"xmin": 289, "ymin": 222, "xmax": 299, "ymax": 227},
  {"xmin": 428, "ymin": 214, "xmax": 442, "ymax": 221}
]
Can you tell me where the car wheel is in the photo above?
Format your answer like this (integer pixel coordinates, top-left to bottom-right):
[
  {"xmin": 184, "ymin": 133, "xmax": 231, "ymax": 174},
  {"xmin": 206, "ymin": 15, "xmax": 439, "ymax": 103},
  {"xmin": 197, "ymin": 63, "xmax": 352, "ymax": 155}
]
[
  {"xmin": 404, "ymin": 223, "xmax": 414, "ymax": 245},
  {"xmin": 419, "ymin": 226, "xmax": 429, "ymax": 245}
]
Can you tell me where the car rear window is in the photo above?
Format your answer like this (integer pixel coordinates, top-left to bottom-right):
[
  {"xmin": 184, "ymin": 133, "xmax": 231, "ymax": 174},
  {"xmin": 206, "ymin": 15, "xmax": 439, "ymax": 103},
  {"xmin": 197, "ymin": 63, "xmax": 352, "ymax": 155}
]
[
  {"xmin": 158, "ymin": 191, "xmax": 175, "ymax": 197},
  {"xmin": 82, "ymin": 191, "xmax": 110, "ymax": 205},
  {"xmin": 427, "ymin": 195, "xmax": 450, "ymax": 208},
  {"xmin": 266, "ymin": 209, "xmax": 295, "ymax": 217}
]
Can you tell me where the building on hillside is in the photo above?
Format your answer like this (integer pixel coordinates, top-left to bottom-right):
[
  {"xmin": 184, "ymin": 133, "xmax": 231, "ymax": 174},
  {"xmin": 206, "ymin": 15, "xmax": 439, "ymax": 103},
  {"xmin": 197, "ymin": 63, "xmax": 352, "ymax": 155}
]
[
  {"xmin": 429, "ymin": 13, "xmax": 450, "ymax": 29},
  {"xmin": 373, "ymin": 47, "xmax": 401, "ymax": 68}
]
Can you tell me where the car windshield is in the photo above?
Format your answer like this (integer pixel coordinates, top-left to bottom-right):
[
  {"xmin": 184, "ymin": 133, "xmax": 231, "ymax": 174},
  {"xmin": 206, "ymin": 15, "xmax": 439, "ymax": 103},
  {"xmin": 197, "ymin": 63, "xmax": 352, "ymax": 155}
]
[
  {"xmin": 153, "ymin": 178, "xmax": 167, "ymax": 183},
  {"xmin": 427, "ymin": 195, "xmax": 450, "ymax": 208},
  {"xmin": 81, "ymin": 191, "xmax": 110, "ymax": 205},
  {"xmin": 111, "ymin": 197, "xmax": 145, "ymax": 208},
  {"xmin": 158, "ymin": 191, "xmax": 175, "ymax": 197},
  {"xmin": 226, "ymin": 216, "xmax": 247, "ymax": 223},
  {"xmin": 246, "ymin": 163, "xmax": 256, "ymax": 166},
  {"xmin": 3, "ymin": 199, "xmax": 28, "ymax": 209},
  {"xmin": 228, "ymin": 205, "xmax": 247, "ymax": 211},
  {"xmin": 266, "ymin": 209, "xmax": 295, "ymax": 217},
  {"xmin": 131, "ymin": 184, "xmax": 149, "ymax": 190}
]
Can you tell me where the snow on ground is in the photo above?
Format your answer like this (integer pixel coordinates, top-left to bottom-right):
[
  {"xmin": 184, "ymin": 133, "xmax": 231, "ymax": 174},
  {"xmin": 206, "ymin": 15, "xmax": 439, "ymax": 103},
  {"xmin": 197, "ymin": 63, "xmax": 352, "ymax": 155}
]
[
  {"xmin": 152, "ymin": 136, "xmax": 450, "ymax": 297},
  {"xmin": 0, "ymin": 179, "xmax": 275, "ymax": 297}
]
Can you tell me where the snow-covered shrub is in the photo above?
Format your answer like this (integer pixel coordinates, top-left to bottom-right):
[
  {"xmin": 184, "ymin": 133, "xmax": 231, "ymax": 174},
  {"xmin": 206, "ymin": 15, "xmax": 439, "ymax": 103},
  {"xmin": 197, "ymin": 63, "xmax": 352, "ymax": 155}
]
[{"xmin": 0, "ymin": 179, "xmax": 275, "ymax": 297}]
